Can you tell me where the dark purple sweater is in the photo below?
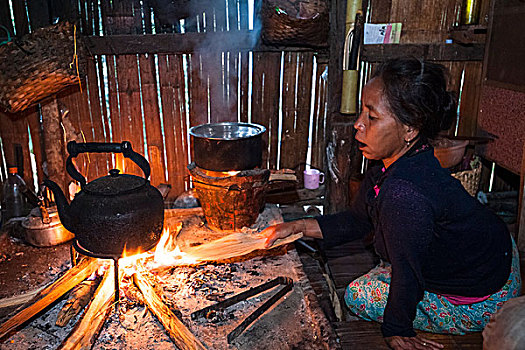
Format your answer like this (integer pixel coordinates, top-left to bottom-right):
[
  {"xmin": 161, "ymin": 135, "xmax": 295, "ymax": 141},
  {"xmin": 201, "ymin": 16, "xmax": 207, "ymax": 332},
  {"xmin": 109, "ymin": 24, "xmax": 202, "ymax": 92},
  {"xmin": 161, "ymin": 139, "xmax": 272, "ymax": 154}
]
[{"xmin": 316, "ymin": 142, "xmax": 512, "ymax": 338}]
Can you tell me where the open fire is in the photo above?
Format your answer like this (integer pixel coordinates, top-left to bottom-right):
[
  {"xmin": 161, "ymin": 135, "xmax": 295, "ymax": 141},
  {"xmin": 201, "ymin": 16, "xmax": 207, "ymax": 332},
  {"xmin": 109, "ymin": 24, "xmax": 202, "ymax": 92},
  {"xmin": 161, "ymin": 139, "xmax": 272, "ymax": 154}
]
[{"xmin": 0, "ymin": 206, "xmax": 334, "ymax": 349}]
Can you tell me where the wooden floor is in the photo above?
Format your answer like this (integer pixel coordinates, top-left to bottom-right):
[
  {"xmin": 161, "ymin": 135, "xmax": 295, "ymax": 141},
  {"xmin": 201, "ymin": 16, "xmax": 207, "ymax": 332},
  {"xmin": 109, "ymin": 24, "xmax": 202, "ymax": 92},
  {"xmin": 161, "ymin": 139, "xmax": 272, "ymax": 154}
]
[{"xmin": 297, "ymin": 240, "xmax": 487, "ymax": 350}]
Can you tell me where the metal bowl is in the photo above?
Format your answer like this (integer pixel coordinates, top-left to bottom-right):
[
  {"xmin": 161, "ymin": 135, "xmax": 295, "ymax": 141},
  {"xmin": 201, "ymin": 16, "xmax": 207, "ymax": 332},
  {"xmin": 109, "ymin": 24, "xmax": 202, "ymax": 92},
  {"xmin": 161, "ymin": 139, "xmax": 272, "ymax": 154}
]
[{"xmin": 189, "ymin": 122, "xmax": 266, "ymax": 171}]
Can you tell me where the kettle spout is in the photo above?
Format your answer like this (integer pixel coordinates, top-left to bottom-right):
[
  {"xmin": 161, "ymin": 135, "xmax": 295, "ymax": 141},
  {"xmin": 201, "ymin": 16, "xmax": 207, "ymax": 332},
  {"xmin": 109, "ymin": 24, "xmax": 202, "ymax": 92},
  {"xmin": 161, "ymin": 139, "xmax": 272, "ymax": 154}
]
[{"xmin": 43, "ymin": 179, "xmax": 75, "ymax": 233}]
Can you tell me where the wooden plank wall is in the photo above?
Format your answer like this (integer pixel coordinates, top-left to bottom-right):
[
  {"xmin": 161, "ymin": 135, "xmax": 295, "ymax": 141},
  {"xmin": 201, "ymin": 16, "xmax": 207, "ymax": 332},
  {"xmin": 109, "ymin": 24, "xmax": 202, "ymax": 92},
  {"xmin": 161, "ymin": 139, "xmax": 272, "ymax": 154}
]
[{"xmin": 0, "ymin": 0, "xmax": 328, "ymax": 202}]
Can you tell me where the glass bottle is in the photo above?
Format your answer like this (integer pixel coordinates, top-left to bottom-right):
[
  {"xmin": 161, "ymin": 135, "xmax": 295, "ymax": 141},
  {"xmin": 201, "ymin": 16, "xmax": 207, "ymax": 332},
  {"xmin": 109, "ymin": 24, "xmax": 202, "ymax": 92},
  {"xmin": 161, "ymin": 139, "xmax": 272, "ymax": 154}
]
[{"xmin": 1, "ymin": 167, "xmax": 28, "ymax": 224}]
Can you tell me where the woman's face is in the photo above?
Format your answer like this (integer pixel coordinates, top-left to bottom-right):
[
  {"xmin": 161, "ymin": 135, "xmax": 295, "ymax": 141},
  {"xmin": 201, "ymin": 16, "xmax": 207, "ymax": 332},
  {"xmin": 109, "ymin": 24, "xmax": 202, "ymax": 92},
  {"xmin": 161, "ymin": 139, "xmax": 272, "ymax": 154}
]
[{"xmin": 354, "ymin": 77, "xmax": 416, "ymax": 168}]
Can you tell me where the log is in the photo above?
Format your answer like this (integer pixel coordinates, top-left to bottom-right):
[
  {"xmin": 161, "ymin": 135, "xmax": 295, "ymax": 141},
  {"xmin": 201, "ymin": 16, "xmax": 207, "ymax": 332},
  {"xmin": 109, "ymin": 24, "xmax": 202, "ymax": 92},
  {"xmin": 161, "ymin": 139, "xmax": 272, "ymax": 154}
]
[
  {"xmin": 0, "ymin": 258, "xmax": 100, "ymax": 340},
  {"xmin": 133, "ymin": 270, "xmax": 207, "ymax": 350},
  {"xmin": 182, "ymin": 232, "xmax": 304, "ymax": 263},
  {"xmin": 59, "ymin": 265, "xmax": 114, "ymax": 350},
  {"xmin": 55, "ymin": 280, "xmax": 99, "ymax": 327}
]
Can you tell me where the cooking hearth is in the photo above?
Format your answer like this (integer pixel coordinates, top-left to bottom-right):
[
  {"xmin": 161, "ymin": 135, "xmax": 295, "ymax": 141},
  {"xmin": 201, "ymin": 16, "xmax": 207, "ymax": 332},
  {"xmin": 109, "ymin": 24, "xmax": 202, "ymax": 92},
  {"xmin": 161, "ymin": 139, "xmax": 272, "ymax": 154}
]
[{"xmin": 0, "ymin": 205, "xmax": 337, "ymax": 349}]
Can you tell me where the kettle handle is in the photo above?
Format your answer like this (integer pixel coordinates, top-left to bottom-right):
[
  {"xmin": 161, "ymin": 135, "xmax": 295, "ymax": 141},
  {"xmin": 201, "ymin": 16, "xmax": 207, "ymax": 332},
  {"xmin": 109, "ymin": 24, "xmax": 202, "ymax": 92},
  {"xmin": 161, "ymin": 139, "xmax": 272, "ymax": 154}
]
[{"xmin": 65, "ymin": 141, "xmax": 151, "ymax": 187}]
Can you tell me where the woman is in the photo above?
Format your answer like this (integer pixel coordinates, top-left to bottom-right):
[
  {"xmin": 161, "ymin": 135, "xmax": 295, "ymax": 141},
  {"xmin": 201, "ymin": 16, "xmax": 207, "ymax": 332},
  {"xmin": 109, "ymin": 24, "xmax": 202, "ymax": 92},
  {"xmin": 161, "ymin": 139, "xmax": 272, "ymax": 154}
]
[{"xmin": 261, "ymin": 57, "xmax": 521, "ymax": 350}]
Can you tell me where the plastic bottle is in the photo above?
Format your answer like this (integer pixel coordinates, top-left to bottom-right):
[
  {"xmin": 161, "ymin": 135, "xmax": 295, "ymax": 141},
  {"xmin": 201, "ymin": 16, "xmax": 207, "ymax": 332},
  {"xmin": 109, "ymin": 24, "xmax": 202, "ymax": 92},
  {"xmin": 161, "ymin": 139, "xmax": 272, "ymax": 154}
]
[{"xmin": 1, "ymin": 167, "xmax": 28, "ymax": 224}]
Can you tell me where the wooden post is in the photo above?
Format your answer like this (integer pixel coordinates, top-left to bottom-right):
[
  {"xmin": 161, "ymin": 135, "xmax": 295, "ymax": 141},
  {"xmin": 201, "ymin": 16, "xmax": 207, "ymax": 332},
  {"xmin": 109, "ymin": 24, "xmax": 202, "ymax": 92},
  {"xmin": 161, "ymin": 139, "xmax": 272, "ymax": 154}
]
[
  {"xmin": 325, "ymin": 0, "xmax": 358, "ymax": 213},
  {"xmin": 41, "ymin": 97, "xmax": 67, "ymax": 192}
]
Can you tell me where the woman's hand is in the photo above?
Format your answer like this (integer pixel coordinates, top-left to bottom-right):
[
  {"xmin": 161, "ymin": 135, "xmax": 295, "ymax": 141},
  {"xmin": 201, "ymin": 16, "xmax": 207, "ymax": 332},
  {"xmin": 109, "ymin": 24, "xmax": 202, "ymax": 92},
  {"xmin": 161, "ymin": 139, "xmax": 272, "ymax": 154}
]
[
  {"xmin": 385, "ymin": 335, "xmax": 444, "ymax": 350},
  {"xmin": 260, "ymin": 219, "xmax": 322, "ymax": 248}
]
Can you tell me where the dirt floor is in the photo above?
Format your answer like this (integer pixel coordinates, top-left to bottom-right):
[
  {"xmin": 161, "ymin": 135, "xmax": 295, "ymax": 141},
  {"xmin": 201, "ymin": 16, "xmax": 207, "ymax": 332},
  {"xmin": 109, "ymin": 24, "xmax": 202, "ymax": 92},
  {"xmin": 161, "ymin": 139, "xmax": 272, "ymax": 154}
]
[{"xmin": 0, "ymin": 231, "xmax": 73, "ymax": 300}]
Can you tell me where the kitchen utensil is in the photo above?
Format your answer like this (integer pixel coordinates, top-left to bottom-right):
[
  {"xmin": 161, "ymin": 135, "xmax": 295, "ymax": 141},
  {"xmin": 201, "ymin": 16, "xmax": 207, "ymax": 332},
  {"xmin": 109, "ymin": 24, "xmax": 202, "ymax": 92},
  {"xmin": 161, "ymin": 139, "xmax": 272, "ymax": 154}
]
[
  {"xmin": 189, "ymin": 122, "xmax": 266, "ymax": 171},
  {"xmin": 21, "ymin": 207, "xmax": 74, "ymax": 247}
]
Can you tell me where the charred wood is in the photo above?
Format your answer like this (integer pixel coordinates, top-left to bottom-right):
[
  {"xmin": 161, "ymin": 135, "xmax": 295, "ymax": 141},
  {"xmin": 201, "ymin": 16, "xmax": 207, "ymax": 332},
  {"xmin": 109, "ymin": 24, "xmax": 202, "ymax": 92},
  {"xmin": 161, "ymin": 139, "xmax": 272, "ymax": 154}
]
[
  {"xmin": 133, "ymin": 269, "xmax": 207, "ymax": 350},
  {"xmin": 59, "ymin": 265, "xmax": 114, "ymax": 350}
]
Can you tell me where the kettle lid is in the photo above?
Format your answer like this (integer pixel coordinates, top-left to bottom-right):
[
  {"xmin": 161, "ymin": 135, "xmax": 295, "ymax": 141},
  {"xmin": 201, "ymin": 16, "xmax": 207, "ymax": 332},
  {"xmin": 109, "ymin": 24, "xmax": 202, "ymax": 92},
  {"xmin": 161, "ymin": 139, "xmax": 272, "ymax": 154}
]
[{"xmin": 84, "ymin": 169, "xmax": 146, "ymax": 196}]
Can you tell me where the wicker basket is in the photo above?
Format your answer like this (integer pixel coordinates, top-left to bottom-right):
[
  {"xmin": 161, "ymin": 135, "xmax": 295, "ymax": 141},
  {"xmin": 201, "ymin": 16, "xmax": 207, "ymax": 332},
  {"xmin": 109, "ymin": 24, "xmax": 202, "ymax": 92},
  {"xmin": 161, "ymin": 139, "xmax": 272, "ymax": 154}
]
[
  {"xmin": 260, "ymin": 0, "xmax": 329, "ymax": 47},
  {"xmin": 0, "ymin": 22, "xmax": 84, "ymax": 113},
  {"xmin": 452, "ymin": 163, "xmax": 482, "ymax": 197}
]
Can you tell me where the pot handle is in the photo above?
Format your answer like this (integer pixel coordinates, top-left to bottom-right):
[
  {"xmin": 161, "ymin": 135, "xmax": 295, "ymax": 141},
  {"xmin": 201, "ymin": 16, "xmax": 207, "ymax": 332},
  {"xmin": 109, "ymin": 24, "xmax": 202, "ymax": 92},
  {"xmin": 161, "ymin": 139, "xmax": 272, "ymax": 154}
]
[{"xmin": 65, "ymin": 141, "xmax": 151, "ymax": 187}]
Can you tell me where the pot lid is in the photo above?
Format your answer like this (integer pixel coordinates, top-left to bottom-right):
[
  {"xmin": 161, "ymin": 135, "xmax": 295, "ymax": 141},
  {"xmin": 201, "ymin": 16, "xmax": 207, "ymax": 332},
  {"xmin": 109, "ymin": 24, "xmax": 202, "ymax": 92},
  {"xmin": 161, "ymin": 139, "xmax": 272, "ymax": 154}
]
[{"xmin": 84, "ymin": 169, "xmax": 146, "ymax": 196}]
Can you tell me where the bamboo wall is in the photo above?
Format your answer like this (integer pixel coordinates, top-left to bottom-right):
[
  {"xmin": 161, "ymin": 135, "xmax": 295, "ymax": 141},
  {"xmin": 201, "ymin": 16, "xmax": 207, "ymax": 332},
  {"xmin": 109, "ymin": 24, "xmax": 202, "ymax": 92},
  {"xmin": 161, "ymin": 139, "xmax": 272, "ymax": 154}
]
[{"xmin": 0, "ymin": 0, "xmax": 328, "ymax": 202}]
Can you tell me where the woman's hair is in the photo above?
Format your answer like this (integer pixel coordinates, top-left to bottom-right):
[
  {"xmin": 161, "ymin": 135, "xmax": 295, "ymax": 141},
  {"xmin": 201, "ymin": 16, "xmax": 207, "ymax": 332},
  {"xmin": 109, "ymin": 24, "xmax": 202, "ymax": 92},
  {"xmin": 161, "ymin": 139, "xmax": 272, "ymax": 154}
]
[{"xmin": 371, "ymin": 57, "xmax": 456, "ymax": 139}]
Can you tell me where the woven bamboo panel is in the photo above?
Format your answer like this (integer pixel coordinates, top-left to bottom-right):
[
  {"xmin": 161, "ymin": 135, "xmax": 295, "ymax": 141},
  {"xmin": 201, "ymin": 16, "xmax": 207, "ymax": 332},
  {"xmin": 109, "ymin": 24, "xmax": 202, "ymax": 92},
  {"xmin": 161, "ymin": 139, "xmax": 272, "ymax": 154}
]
[{"xmin": 0, "ymin": 22, "xmax": 84, "ymax": 113}]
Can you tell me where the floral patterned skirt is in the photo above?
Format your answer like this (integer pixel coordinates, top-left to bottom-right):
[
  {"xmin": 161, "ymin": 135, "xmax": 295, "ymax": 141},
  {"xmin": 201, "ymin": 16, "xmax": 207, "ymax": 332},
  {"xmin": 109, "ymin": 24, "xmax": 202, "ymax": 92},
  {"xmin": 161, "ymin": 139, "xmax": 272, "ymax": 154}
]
[{"xmin": 343, "ymin": 238, "xmax": 522, "ymax": 334}]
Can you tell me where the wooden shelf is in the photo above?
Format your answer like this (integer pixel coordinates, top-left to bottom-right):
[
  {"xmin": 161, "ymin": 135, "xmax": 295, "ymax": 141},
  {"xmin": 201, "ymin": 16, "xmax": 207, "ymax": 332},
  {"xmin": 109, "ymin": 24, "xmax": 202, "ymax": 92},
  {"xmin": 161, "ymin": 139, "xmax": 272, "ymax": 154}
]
[
  {"xmin": 83, "ymin": 31, "xmax": 327, "ymax": 56},
  {"xmin": 360, "ymin": 43, "xmax": 485, "ymax": 62}
]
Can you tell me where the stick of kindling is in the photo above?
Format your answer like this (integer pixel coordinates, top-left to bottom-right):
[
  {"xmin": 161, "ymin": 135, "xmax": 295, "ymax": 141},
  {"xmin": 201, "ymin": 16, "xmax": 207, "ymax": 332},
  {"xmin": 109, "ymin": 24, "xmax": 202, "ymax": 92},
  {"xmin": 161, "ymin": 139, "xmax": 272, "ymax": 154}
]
[
  {"xmin": 133, "ymin": 269, "xmax": 207, "ymax": 350},
  {"xmin": 0, "ymin": 257, "xmax": 101, "ymax": 341},
  {"xmin": 59, "ymin": 265, "xmax": 114, "ymax": 350},
  {"xmin": 182, "ymin": 232, "xmax": 304, "ymax": 263},
  {"xmin": 0, "ymin": 286, "xmax": 45, "ymax": 310},
  {"xmin": 55, "ymin": 279, "xmax": 99, "ymax": 327}
]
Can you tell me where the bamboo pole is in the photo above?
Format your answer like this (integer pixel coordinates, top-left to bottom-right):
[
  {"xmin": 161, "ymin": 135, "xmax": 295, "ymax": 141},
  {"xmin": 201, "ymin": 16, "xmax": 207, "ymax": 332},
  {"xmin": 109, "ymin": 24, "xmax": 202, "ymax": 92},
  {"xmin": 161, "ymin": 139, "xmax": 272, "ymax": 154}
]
[
  {"xmin": 133, "ymin": 269, "xmax": 207, "ymax": 350},
  {"xmin": 0, "ymin": 258, "xmax": 100, "ymax": 340},
  {"xmin": 59, "ymin": 265, "xmax": 114, "ymax": 350}
]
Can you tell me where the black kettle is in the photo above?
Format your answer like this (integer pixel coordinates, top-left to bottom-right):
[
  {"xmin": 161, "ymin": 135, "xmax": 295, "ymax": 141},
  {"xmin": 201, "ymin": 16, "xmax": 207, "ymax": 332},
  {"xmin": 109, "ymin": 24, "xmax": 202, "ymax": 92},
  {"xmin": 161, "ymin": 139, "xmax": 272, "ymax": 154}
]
[{"xmin": 44, "ymin": 141, "xmax": 164, "ymax": 258}]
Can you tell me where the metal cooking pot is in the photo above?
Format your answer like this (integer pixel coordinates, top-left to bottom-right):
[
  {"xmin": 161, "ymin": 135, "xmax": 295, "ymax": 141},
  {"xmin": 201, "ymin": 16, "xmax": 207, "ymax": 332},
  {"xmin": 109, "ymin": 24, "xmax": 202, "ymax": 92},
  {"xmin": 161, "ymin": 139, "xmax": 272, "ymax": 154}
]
[
  {"xmin": 189, "ymin": 122, "xmax": 266, "ymax": 171},
  {"xmin": 43, "ymin": 141, "xmax": 164, "ymax": 258},
  {"xmin": 21, "ymin": 207, "xmax": 74, "ymax": 247}
]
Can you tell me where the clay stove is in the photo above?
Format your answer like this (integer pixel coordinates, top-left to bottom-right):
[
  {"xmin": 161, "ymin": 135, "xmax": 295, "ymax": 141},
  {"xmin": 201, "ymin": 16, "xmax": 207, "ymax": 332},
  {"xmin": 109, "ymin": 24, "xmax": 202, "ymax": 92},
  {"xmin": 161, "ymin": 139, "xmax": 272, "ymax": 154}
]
[{"xmin": 188, "ymin": 163, "xmax": 270, "ymax": 231}]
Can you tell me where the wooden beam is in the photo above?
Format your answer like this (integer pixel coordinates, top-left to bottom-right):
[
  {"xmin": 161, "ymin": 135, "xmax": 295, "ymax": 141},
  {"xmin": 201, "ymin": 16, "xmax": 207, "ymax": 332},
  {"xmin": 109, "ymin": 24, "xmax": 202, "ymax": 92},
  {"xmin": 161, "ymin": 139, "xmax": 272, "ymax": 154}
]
[
  {"xmin": 0, "ymin": 258, "xmax": 100, "ymax": 340},
  {"xmin": 133, "ymin": 270, "xmax": 207, "ymax": 350},
  {"xmin": 83, "ymin": 31, "xmax": 327, "ymax": 56},
  {"xmin": 361, "ymin": 43, "xmax": 485, "ymax": 62}
]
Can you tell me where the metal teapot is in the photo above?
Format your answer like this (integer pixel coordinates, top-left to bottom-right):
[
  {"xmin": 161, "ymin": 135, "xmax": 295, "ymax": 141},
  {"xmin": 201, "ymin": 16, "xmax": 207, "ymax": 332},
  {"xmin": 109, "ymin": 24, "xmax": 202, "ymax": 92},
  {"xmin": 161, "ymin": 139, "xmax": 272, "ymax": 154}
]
[{"xmin": 44, "ymin": 141, "xmax": 164, "ymax": 258}]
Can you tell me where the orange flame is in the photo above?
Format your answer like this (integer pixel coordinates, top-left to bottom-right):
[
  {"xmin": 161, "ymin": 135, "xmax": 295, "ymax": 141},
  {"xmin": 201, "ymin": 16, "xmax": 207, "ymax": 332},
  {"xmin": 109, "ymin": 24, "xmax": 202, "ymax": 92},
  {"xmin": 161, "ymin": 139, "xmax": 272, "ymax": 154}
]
[{"xmin": 152, "ymin": 226, "xmax": 198, "ymax": 266}]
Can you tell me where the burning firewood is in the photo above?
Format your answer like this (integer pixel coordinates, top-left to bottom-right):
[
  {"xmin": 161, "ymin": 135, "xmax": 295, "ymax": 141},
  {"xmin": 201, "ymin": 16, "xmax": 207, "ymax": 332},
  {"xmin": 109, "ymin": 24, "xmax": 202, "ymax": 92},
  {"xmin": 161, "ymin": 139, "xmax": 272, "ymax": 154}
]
[
  {"xmin": 55, "ymin": 279, "xmax": 99, "ymax": 327},
  {"xmin": 182, "ymin": 231, "xmax": 304, "ymax": 263},
  {"xmin": 59, "ymin": 265, "xmax": 114, "ymax": 350},
  {"xmin": 133, "ymin": 269, "xmax": 207, "ymax": 350},
  {"xmin": 0, "ymin": 257, "xmax": 101, "ymax": 341}
]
